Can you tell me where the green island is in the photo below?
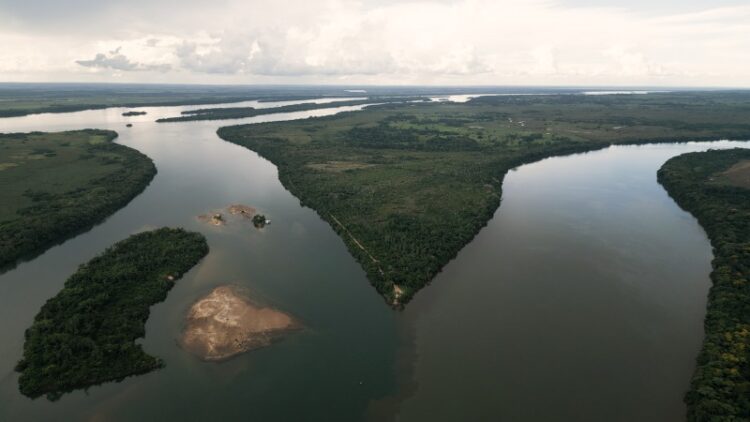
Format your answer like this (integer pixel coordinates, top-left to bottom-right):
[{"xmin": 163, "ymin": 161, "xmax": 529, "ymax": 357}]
[
  {"xmin": 122, "ymin": 110, "xmax": 147, "ymax": 116},
  {"xmin": 0, "ymin": 130, "xmax": 156, "ymax": 270},
  {"xmin": 252, "ymin": 214, "xmax": 269, "ymax": 228},
  {"xmin": 658, "ymin": 149, "xmax": 750, "ymax": 421},
  {"xmin": 218, "ymin": 92, "xmax": 750, "ymax": 306},
  {"xmin": 156, "ymin": 97, "xmax": 425, "ymax": 122},
  {"xmin": 15, "ymin": 228, "xmax": 209, "ymax": 400}
]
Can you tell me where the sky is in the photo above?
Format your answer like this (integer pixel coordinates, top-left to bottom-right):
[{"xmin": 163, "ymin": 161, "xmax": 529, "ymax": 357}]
[{"xmin": 0, "ymin": 0, "xmax": 748, "ymax": 87}]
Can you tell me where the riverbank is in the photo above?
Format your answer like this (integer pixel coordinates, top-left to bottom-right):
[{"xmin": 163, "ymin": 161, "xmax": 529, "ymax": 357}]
[
  {"xmin": 15, "ymin": 228, "xmax": 208, "ymax": 400},
  {"xmin": 658, "ymin": 148, "xmax": 750, "ymax": 420},
  {"xmin": 0, "ymin": 129, "xmax": 156, "ymax": 271}
]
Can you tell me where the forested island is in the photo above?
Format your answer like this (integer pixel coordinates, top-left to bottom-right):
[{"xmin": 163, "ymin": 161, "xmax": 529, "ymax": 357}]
[
  {"xmin": 219, "ymin": 92, "xmax": 750, "ymax": 306},
  {"xmin": 122, "ymin": 110, "xmax": 147, "ymax": 116},
  {"xmin": 15, "ymin": 228, "xmax": 209, "ymax": 400},
  {"xmin": 658, "ymin": 149, "xmax": 750, "ymax": 421},
  {"xmin": 0, "ymin": 130, "xmax": 156, "ymax": 271},
  {"xmin": 156, "ymin": 97, "xmax": 425, "ymax": 122}
]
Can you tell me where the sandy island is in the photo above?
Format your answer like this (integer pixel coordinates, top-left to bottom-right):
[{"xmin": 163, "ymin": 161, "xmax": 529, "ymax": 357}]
[
  {"xmin": 198, "ymin": 204, "xmax": 266, "ymax": 228},
  {"xmin": 227, "ymin": 204, "xmax": 257, "ymax": 217},
  {"xmin": 181, "ymin": 285, "xmax": 299, "ymax": 361}
]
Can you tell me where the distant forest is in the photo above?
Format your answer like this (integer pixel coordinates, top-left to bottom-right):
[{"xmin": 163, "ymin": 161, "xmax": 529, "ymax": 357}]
[{"xmin": 0, "ymin": 130, "xmax": 156, "ymax": 271}]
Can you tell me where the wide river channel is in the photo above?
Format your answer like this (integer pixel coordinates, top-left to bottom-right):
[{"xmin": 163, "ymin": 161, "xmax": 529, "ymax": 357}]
[{"xmin": 0, "ymin": 97, "xmax": 748, "ymax": 421}]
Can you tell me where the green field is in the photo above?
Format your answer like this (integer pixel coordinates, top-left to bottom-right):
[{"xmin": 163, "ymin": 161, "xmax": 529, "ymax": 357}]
[
  {"xmin": 658, "ymin": 149, "xmax": 750, "ymax": 421},
  {"xmin": 0, "ymin": 129, "xmax": 156, "ymax": 270},
  {"xmin": 16, "ymin": 228, "xmax": 208, "ymax": 400},
  {"xmin": 218, "ymin": 92, "xmax": 750, "ymax": 306}
]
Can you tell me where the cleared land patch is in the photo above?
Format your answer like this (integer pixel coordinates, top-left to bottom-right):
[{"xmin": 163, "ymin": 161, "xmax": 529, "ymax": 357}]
[{"xmin": 716, "ymin": 159, "xmax": 750, "ymax": 189}]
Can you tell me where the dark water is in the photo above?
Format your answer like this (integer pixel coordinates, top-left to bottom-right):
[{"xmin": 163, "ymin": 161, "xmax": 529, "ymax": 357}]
[
  {"xmin": 0, "ymin": 101, "xmax": 747, "ymax": 421},
  {"xmin": 392, "ymin": 141, "xmax": 750, "ymax": 421}
]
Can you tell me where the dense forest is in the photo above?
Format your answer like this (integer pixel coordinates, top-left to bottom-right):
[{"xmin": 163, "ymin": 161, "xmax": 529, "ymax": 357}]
[
  {"xmin": 156, "ymin": 97, "xmax": 425, "ymax": 122},
  {"xmin": 0, "ymin": 130, "xmax": 156, "ymax": 271},
  {"xmin": 658, "ymin": 149, "xmax": 750, "ymax": 421},
  {"xmin": 15, "ymin": 228, "xmax": 209, "ymax": 400},
  {"xmin": 218, "ymin": 92, "xmax": 750, "ymax": 306}
]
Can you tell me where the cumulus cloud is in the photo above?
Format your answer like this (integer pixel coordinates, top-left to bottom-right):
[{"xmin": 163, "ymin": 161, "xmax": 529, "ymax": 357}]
[
  {"xmin": 0, "ymin": 0, "xmax": 748, "ymax": 85},
  {"xmin": 76, "ymin": 47, "xmax": 170, "ymax": 72}
]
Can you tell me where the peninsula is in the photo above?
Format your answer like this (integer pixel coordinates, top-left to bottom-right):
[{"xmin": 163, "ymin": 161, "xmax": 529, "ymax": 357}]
[
  {"xmin": 0, "ymin": 130, "xmax": 156, "ymax": 270},
  {"xmin": 219, "ymin": 92, "xmax": 750, "ymax": 306}
]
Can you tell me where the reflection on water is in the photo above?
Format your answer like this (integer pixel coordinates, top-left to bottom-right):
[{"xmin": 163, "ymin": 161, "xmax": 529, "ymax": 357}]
[
  {"xmin": 393, "ymin": 141, "xmax": 750, "ymax": 422},
  {"xmin": 0, "ymin": 98, "xmax": 747, "ymax": 421},
  {"xmin": 0, "ymin": 100, "xmax": 399, "ymax": 421}
]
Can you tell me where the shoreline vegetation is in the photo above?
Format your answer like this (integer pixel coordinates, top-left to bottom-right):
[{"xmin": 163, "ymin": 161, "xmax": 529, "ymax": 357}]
[
  {"xmin": 218, "ymin": 92, "xmax": 750, "ymax": 307},
  {"xmin": 155, "ymin": 97, "xmax": 427, "ymax": 122},
  {"xmin": 658, "ymin": 149, "xmax": 750, "ymax": 420},
  {"xmin": 0, "ymin": 130, "xmax": 156, "ymax": 271},
  {"xmin": 15, "ymin": 228, "xmax": 209, "ymax": 400}
]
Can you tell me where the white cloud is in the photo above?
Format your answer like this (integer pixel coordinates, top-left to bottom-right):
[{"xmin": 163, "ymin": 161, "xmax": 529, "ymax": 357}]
[
  {"xmin": 76, "ymin": 47, "xmax": 171, "ymax": 72},
  {"xmin": 0, "ymin": 0, "xmax": 748, "ymax": 86}
]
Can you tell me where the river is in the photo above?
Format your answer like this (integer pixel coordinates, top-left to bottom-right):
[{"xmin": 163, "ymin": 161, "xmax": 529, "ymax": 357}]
[{"xmin": 0, "ymin": 100, "xmax": 747, "ymax": 421}]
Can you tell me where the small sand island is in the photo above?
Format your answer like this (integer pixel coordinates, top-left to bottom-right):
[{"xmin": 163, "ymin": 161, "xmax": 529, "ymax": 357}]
[
  {"xmin": 198, "ymin": 212, "xmax": 225, "ymax": 226},
  {"xmin": 198, "ymin": 204, "xmax": 270, "ymax": 229},
  {"xmin": 228, "ymin": 204, "xmax": 256, "ymax": 216},
  {"xmin": 181, "ymin": 285, "xmax": 299, "ymax": 361}
]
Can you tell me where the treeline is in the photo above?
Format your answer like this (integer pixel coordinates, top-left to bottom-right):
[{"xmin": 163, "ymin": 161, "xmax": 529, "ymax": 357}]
[
  {"xmin": 657, "ymin": 149, "xmax": 750, "ymax": 420},
  {"xmin": 0, "ymin": 130, "xmax": 156, "ymax": 270},
  {"xmin": 16, "ymin": 228, "xmax": 209, "ymax": 400},
  {"xmin": 156, "ymin": 97, "xmax": 425, "ymax": 122}
]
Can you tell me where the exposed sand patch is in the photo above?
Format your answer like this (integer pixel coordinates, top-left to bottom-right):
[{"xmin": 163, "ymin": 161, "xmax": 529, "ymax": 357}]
[
  {"xmin": 197, "ymin": 212, "xmax": 225, "ymax": 226},
  {"xmin": 198, "ymin": 204, "xmax": 267, "ymax": 228},
  {"xmin": 228, "ymin": 204, "xmax": 257, "ymax": 218},
  {"xmin": 181, "ymin": 285, "xmax": 300, "ymax": 361},
  {"xmin": 392, "ymin": 284, "xmax": 406, "ymax": 307}
]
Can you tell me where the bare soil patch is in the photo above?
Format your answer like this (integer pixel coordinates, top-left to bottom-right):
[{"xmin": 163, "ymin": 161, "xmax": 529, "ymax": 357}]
[{"xmin": 181, "ymin": 285, "xmax": 300, "ymax": 361}]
